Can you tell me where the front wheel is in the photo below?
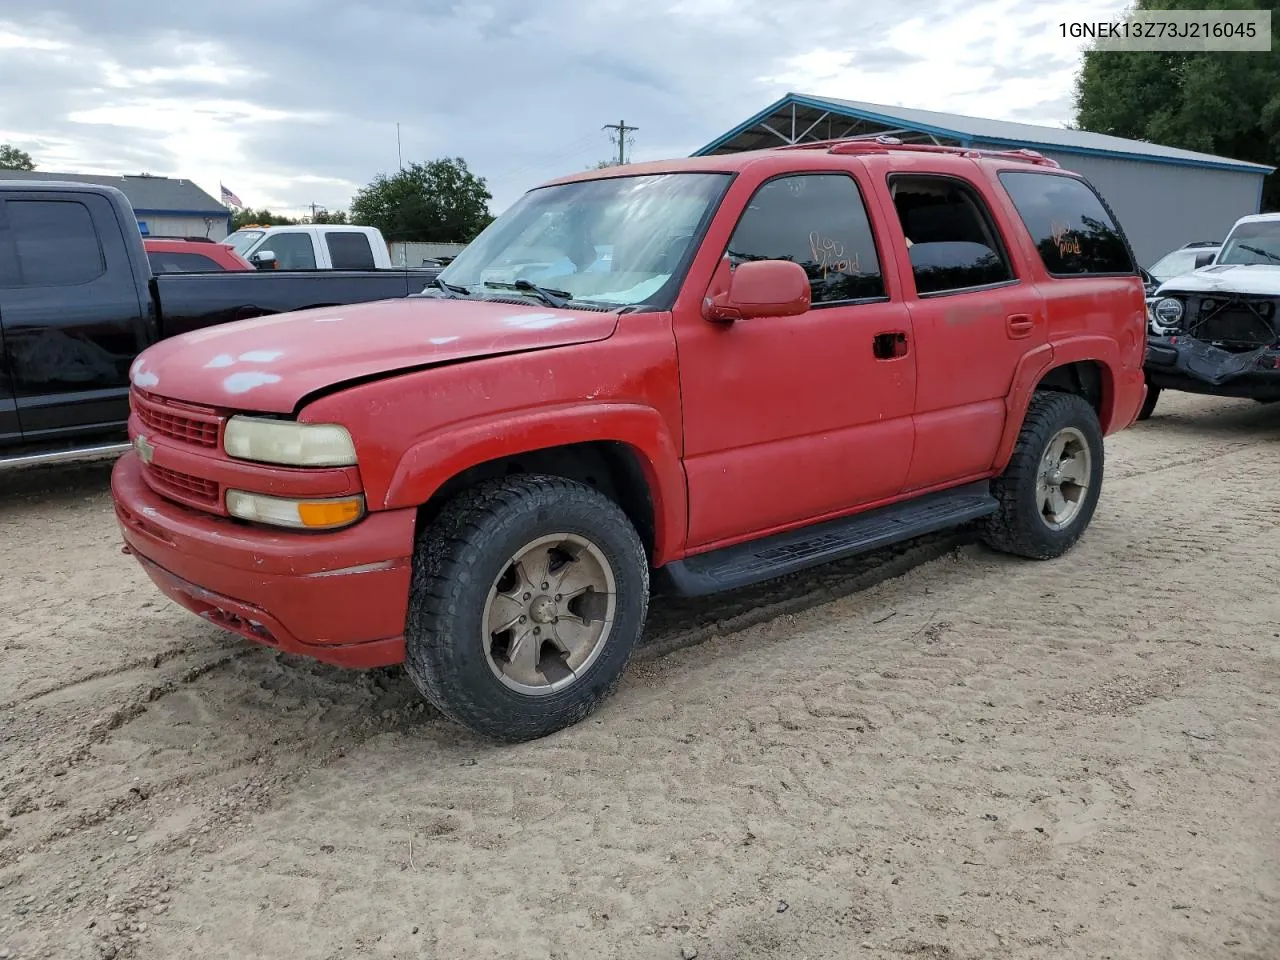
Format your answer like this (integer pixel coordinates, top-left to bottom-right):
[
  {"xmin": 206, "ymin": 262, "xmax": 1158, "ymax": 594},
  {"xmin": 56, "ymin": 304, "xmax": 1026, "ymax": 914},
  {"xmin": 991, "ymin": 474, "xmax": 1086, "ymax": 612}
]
[
  {"xmin": 1137, "ymin": 382, "xmax": 1161, "ymax": 421},
  {"xmin": 405, "ymin": 475, "xmax": 649, "ymax": 742},
  {"xmin": 982, "ymin": 391, "xmax": 1104, "ymax": 560}
]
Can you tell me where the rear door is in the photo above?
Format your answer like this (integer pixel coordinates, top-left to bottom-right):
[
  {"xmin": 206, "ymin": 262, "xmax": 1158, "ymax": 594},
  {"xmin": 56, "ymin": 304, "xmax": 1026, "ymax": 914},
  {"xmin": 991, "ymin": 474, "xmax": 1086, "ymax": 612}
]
[
  {"xmin": 880, "ymin": 164, "xmax": 1047, "ymax": 491},
  {"xmin": 325, "ymin": 231, "xmax": 377, "ymax": 269},
  {"xmin": 0, "ymin": 190, "xmax": 148, "ymax": 441}
]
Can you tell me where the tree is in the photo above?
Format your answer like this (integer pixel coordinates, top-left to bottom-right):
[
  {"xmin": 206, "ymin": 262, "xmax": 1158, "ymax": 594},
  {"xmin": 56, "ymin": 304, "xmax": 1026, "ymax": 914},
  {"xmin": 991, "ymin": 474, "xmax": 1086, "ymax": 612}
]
[
  {"xmin": 1073, "ymin": 0, "xmax": 1280, "ymax": 209},
  {"xmin": 230, "ymin": 207, "xmax": 298, "ymax": 231},
  {"xmin": 349, "ymin": 157, "xmax": 493, "ymax": 243},
  {"xmin": 309, "ymin": 209, "xmax": 348, "ymax": 224},
  {"xmin": 0, "ymin": 144, "xmax": 35, "ymax": 171}
]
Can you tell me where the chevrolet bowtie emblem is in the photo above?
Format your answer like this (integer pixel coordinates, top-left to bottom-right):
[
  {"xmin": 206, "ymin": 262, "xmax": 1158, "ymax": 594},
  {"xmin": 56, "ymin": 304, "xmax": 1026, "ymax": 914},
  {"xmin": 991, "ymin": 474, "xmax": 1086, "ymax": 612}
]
[{"xmin": 134, "ymin": 434, "xmax": 155, "ymax": 464}]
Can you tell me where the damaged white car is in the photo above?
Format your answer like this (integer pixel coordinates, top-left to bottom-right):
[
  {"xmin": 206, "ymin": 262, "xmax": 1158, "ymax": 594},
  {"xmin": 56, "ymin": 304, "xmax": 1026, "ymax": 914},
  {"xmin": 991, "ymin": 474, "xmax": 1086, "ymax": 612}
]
[{"xmin": 1141, "ymin": 212, "xmax": 1280, "ymax": 419}]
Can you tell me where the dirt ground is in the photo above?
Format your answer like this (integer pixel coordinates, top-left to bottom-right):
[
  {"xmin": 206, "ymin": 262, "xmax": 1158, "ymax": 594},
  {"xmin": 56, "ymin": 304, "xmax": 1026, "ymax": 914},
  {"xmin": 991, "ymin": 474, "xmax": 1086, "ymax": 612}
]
[{"xmin": 1, "ymin": 391, "xmax": 1277, "ymax": 960}]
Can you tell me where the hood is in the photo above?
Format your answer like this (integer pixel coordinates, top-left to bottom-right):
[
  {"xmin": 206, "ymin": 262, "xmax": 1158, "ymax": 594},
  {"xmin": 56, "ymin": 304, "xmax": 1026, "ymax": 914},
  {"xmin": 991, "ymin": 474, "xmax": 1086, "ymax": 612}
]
[
  {"xmin": 1156, "ymin": 263, "xmax": 1280, "ymax": 298},
  {"xmin": 130, "ymin": 297, "xmax": 619, "ymax": 413}
]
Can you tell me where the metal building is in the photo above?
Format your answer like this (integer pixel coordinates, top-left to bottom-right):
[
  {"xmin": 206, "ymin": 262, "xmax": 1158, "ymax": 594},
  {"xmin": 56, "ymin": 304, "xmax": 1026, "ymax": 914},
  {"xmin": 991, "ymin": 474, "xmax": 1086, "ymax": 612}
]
[
  {"xmin": 694, "ymin": 93, "xmax": 1275, "ymax": 268},
  {"xmin": 0, "ymin": 170, "xmax": 230, "ymax": 240}
]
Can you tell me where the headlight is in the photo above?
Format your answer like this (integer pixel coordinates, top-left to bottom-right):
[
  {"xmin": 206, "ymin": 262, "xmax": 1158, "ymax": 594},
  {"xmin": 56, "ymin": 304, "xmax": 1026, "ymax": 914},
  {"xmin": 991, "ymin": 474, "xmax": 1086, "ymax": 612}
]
[
  {"xmin": 226, "ymin": 490, "xmax": 365, "ymax": 529},
  {"xmin": 1153, "ymin": 297, "xmax": 1184, "ymax": 329},
  {"xmin": 223, "ymin": 416, "xmax": 357, "ymax": 467}
]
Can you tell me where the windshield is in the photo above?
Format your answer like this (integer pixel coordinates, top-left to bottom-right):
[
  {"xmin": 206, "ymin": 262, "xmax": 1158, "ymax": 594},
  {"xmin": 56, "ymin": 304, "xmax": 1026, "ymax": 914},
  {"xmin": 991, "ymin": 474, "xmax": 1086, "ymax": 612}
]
[
  {"xmin": 223, "ymin": 230, "xmax": 264, "ymax": 256},
  {"xmin": 1148, "ymin": 248, "xmax": 1206, "ymax": 280},
  {"xmin": 1217, "ymin": 220, "xmax": 1280, "ymax": 265},
  {"xmin": 438, "ymin": 172, "xmax": 732, "ymax": 308}
]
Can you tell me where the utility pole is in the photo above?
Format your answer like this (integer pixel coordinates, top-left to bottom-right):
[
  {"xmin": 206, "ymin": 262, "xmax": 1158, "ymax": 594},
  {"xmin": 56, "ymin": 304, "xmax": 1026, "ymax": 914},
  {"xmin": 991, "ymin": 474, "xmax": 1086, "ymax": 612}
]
[
  {"xmin": 396, "ymin": 122, "xmax": 403, "ymax": 170},
  {"xmin": 603, "ymin": 119, "xmax": 639, "ymax": 165}
]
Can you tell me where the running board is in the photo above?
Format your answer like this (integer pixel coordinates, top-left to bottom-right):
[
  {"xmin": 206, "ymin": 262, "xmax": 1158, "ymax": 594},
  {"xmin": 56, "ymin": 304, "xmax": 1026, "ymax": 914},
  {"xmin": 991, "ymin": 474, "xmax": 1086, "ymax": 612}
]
[
  {"xmin": 0, "ymin": 441, "xmax": 131, "ymax": 472},
  {"xmin": 664, "ymin": 481, "xmax": 998, "ymax": 597}
]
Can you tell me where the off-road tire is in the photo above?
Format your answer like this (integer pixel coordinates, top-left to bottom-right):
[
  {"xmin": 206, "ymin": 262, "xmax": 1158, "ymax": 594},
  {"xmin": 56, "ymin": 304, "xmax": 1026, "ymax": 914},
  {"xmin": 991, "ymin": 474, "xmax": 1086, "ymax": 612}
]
[
  {"xmin": 981, "ymin": 391, "xmax": 1104, "ymax": 560},
  {"xmin": 404, "ymin": 475, "xmax": 649, "ymax": 743},
  {"xmin": 1137, "ymin": 383, "xmax": 1160, "ymax": 421}
]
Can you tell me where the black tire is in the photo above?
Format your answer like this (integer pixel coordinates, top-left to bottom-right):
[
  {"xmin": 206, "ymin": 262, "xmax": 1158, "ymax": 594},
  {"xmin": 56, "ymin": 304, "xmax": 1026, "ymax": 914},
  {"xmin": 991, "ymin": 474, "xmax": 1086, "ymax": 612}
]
[
  {"xmin": 1136, "ymin": 382, "xmax": 1160, "ymax": 421},
  {"xmin": 981, "ymin": 391, "xmax": 1105, "ymax": 560},
  {"xmin": 405, "ymin": 475, "xmax": 649, "ymax": 743}
]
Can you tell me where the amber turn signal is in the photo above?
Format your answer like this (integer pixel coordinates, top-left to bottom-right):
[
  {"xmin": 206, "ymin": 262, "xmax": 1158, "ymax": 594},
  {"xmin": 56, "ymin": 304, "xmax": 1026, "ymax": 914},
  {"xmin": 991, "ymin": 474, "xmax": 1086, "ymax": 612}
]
[
  {"xmin": 225, "ymin": 490, "xmax": 366, "ymax": 530},
  {"xmin": 297, "ymin": 497, "xmax": 365, "ymax": 528}
]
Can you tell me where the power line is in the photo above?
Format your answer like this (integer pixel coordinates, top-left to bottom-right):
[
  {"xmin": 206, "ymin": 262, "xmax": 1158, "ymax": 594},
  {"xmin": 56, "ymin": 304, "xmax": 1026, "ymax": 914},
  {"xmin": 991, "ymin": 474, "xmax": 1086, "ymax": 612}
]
[{"xmin": 602, "ymin": 119, "xmax": 639, "ymax": 165}]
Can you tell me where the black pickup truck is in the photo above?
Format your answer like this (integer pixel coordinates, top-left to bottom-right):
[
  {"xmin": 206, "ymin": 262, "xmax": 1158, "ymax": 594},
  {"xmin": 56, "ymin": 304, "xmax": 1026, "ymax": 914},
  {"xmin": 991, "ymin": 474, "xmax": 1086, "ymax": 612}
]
[{"xmin": 0, "ymin": 180, "xmax": 441, "ymax": 467}]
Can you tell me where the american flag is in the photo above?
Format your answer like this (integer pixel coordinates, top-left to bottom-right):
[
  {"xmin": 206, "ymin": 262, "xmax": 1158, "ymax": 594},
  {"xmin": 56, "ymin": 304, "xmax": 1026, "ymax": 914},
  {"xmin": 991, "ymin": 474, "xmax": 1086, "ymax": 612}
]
[{"xmin": 220, "ymin": 183, "xmax": 243, "ymax": 207}]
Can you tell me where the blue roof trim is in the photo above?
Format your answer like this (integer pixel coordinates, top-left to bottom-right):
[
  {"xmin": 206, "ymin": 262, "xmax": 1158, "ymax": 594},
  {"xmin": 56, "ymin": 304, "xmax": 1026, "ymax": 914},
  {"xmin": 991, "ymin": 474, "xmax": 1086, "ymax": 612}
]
[
  {"xmin": 694, "ymin": 93, "xmax": 1276, "ymax": 175},
  {"xmin": 968, "ymin": 137, "xmax": 1275, "ymax": 175},
  {"xmin": 132, "ymin": 208, "xmax": 231, "ymax": 217}
]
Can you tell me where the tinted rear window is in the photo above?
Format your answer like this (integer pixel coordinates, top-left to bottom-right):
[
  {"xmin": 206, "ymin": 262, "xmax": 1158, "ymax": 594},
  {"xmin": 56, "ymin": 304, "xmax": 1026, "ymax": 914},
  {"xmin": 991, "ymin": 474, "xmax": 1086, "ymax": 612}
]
[
  {"xmin": 326, "ymin": 232, "xmax": 376, "ymax": 269},
  {"xmin": 147, "ymin": 251, "xmax": 225, "ymax": 273},
  {"xmin": 998, "ymin": 172, "xmax": 1134, "ymax": 276}
]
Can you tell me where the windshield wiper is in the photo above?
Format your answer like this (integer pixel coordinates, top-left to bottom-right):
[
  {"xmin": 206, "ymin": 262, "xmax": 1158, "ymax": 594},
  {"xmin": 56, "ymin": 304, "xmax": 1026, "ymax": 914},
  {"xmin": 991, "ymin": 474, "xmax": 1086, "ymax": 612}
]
[
  {"xmin": 1236, "ymin": 243, "xmax": 1280, "ymax": 264},
  {"xmin": 432, "ymin": 277, "xmax": 470, "ymax": 298},
  {"xmin": 483, "ymin": 279, "xmax": 571, "ymax": 309}
]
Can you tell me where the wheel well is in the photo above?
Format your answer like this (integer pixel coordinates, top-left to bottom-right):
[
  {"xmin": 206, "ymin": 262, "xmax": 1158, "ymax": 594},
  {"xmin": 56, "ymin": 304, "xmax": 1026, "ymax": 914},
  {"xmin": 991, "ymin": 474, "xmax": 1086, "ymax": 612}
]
[
  {"xmin": 415, "ymin": 442, "xmax": 656, "ymax": 560},
  {"xmin": 1034, "ymin": 360, "xmax": 1104, "ymax": 414}
]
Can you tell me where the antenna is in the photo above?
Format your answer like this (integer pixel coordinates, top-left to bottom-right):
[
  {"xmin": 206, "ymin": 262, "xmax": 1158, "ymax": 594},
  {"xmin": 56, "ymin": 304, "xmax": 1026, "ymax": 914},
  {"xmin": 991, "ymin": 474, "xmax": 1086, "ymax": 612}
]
[{"xmin": 396, "ymin": 122, "xmax": 403, "ymax": 170}]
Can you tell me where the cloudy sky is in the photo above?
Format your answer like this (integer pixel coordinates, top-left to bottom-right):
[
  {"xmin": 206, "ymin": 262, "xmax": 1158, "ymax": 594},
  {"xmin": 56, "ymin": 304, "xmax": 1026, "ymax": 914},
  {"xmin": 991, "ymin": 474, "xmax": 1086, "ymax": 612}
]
[{"xmin": 0, "ymin": 0, "xmax": 1128, "ymax": 218}]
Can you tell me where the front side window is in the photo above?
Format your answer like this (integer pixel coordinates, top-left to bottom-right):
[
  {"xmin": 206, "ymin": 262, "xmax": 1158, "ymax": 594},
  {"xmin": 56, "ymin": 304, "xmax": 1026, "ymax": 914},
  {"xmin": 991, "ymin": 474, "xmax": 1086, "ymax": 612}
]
[
  {"xmin": 266, "ymin": 232, "xmax": 317, "ymax": 270},
  {"xmin": 326, "ymin": 232, "xmax": 376, "ymax": 269},
  {"xmin": 727, "ymin": 173, "xmax": 886, "ymax": 304},
  {"xmin": 1216, "ymin": 220, "xmax": 1280, "ymax": 266},
  {"xmin": 889, "ymin": 175, "xmax": 1015, "ymax": 295},
  {"xmin": 999, "ymin": 171, "xmax": 1135, "ymax": 276},
  {"xmin": 439, "ymin": 172, "xmax": 732, "ymax": 309},
  {"xmin": 6, "ymin": 200, "xmax": 105, "ymax": 286}
]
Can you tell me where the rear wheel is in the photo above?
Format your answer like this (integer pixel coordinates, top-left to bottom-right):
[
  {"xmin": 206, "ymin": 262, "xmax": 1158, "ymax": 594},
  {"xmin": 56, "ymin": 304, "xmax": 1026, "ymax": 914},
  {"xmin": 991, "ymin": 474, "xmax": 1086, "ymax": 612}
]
[
  {"xmin": 982, "ymin": 391, "xmax": 1104, "ymax": 560},
  {"xmin": 405, "ymin": 475, "xmax": 649, "ymax": 742}
]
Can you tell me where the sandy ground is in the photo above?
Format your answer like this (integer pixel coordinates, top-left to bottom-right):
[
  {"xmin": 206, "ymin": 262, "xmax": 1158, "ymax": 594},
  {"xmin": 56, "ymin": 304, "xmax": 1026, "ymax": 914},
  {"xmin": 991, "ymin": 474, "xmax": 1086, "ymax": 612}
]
[{"xmin": 1, "ymin": 391, "xmax": 1277, "ymax": 960}]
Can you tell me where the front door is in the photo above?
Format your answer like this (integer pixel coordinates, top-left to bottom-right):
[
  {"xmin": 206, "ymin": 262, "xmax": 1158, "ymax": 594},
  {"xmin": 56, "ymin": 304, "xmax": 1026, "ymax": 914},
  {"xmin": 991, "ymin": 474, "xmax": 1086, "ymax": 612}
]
[
  {"xmin": 0, "ymin": 191, "xmax": 148, "ymax": 441},
  {"xmin": 675, "ymin": 170, "xmax": 917, "ymax": 551}
]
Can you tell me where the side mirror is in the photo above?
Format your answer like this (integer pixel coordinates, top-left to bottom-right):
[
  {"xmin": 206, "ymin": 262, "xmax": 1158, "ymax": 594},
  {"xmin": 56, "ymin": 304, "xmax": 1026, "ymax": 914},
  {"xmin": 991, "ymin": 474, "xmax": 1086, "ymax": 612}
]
[
  {"xmin": 1194, "ymin": 251, "xmax": 1215, "ymax": 268},
  {"xmin": 250, "ymin": 250, "xmax": 278, "ymax": 269},
  {"xmin": 704, "ymin": 259, "xmax": 811, "ymax": 323}
]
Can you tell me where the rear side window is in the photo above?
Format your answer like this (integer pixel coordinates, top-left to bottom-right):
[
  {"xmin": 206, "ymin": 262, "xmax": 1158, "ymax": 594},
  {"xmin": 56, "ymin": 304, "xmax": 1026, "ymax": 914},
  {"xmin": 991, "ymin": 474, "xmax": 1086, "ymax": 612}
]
[
  {"xmin": 147, "ymin": 251, "xmax": 225, "ymax": 273},
  {"xmin": 266, "ymin": 232, "xmax": 317, "ymax": 269},
  {"xmin": 326, "ymin": 232, "xmax": 376, "ymax": 269},
  {"xmin": 889, "ymin": 175, "xmax": 1015, "ymax": 295},
  {"xmin": 998, "ymin": 172, "xmax": 1135, "ymax": 276},
  {"xmin": 727, "ymin": 173, "xmax": 886, "ymax": 304},
  {"xmin": 6, "ymin": 199, "xmax": 105, "ymax": 286}
]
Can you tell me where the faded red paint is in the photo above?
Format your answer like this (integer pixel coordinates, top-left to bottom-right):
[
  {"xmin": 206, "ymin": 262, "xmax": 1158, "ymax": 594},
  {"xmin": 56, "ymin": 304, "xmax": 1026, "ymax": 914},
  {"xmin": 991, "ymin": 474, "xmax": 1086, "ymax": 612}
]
[{"xmin": 113, "ymin": 145, "xmax": 1147, "ymax": 667}]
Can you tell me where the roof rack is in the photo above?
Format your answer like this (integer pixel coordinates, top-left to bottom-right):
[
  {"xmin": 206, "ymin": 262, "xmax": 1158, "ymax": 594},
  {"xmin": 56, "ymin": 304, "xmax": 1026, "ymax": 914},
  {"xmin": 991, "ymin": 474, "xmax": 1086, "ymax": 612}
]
[{"xmin": 779, "ymin": 136, "xmax": 1059, "ymax": 167}]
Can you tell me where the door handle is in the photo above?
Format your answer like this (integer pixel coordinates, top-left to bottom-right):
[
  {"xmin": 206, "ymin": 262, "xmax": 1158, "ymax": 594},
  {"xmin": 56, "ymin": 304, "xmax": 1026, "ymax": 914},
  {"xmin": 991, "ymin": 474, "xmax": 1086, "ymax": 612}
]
[
  {"xmin": 873, "ymin": 331, "xmax": 909, "ymax": 360},
  {"xmin": 1007, "ymin": 314, "xmax": 1035, "ymax": 339}
]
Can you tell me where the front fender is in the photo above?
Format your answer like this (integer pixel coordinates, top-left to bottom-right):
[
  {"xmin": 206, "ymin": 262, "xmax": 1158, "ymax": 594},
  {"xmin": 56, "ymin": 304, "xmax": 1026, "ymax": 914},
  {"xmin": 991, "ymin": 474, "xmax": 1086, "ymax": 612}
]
[{"xmin": 383, "ymin": 402, "xmax": 687, "ymax": 566}]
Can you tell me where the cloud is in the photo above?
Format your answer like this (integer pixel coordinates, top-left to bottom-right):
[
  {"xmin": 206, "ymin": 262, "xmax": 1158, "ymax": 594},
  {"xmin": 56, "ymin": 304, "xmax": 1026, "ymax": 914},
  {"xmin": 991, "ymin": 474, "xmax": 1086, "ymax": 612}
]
[{"xmin": 0, "ymin": 0, "xmax": 1129, "ymax": 217}]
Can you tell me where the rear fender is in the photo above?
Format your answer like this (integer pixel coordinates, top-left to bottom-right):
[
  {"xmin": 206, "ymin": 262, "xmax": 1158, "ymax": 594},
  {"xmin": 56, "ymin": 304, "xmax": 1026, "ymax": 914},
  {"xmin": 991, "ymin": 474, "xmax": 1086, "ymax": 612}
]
[
  {"xmin": 993, "ymin": 337, "xmax": 1120, "ymax": 472},
  {"xmin": 383, "ymin": 402, "xmax": 686, "ymax": 565}
]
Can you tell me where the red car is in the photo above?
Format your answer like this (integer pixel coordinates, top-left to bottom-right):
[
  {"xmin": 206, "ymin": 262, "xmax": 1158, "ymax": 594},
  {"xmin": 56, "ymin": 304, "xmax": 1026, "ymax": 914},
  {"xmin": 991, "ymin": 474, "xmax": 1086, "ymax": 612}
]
[
  {"xmin": 143, "ymin": 236, "xmax": 253, "ymax": 273},
  {"xmin": 113, "ymin": 140, "xmax": 1148, "ymax": 741}
]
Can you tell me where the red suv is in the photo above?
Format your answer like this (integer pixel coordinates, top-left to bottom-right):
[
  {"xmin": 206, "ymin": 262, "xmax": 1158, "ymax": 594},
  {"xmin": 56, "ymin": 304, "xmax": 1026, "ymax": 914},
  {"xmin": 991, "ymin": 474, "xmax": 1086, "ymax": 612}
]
[
  {"xmin": 143, "ymin": 237, "xmax": 253, "ymax": 273},
  {"xmin": 112, "ymin": 140, "xmax": 1148, "ymax": 741}
]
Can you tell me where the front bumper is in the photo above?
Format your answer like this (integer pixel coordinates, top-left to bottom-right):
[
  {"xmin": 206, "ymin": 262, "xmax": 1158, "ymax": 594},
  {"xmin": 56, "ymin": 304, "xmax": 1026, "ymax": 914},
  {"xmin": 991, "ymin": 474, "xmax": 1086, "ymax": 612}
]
[
  {"xmin": 112, "ymin": 452, "xmax": 415, "ymax": 668},
  {"xmin": 1144, "ymin": 337, "xmax": 1280, "ymax": 401}
]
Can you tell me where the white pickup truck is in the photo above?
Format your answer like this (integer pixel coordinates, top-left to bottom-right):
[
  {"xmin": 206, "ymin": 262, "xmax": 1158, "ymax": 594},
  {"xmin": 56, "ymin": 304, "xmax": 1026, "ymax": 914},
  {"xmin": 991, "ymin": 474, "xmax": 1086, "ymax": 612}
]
[
  {"xmin": 222, "ymin": 224, "xmax": 395, "ymax": 270},
  {"xmin": 1142, "ymin": 212, "xmax": 1280, "ymax": 417}
]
